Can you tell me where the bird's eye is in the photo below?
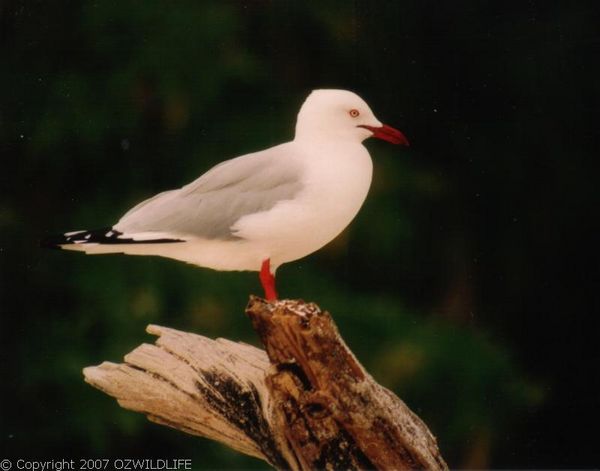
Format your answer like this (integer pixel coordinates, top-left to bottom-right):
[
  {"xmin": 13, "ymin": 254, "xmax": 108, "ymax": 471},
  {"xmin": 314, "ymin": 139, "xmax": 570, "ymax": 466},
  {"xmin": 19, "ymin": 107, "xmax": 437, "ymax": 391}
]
[{"xmin": 349, "ymin": 109, "xmax": 360, "ymax": 118}]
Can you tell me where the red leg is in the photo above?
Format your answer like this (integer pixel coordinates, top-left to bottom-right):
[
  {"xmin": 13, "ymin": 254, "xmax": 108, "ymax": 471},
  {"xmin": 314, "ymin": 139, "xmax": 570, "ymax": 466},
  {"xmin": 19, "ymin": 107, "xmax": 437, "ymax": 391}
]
[{"xmin": 259, "ymin": 258, "xmax": 278, "ymax": 301}]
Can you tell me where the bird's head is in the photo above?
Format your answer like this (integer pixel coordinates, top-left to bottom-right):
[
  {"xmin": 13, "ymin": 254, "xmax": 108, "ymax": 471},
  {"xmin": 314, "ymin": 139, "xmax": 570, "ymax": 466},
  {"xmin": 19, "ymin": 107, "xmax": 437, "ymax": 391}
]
[{"xmin": 294, "ymin": 89, "xmax": 409, "ymax": 146}]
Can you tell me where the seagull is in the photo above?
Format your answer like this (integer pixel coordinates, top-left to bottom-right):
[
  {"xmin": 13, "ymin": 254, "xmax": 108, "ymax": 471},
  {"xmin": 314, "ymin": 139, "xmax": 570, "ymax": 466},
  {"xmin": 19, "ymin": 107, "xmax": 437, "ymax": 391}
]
[{"xmin": 42, "ymin": 89, "xmax": 409, "ymax": 300}]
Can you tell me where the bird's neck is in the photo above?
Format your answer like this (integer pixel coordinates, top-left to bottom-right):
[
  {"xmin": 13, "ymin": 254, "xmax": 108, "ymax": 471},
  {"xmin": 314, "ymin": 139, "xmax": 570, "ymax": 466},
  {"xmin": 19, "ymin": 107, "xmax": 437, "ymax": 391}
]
[
  {"xmin": 291, "ymin": 136, "xmax": 370, "ymax": 166},
  {"xmin": 294, "ymin": 128, "xmax": 364, "ymax": 148}
]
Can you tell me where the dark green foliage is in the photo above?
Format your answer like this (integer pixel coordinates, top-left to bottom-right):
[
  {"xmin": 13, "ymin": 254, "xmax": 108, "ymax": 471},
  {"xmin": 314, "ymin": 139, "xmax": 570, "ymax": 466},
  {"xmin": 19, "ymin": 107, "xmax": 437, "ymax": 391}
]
[{"xmin": 1, "ymin": 1, "xmax": 596, "ymax": 468}]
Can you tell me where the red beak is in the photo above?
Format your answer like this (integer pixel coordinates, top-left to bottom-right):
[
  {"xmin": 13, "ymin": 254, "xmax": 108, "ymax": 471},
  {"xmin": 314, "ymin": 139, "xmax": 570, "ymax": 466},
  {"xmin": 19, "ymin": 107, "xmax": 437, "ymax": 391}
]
[{"xmin": 359, "ymin": 124, "xmax": 410, "ymax": 146}]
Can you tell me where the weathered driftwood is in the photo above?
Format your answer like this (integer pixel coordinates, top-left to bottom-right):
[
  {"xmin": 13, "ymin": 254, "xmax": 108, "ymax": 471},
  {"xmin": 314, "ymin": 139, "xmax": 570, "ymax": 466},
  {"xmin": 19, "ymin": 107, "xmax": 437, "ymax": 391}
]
[{"xmin": 84, "ymin": 297, "xmax": 447, "ymax": 470}]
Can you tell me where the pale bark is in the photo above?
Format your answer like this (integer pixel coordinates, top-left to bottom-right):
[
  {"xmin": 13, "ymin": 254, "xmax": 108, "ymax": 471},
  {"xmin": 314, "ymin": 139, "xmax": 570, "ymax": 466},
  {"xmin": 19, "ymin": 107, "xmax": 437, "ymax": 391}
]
[{"xmin": 84, "ymin": 297, "xmax": 447, "ymax": 470}]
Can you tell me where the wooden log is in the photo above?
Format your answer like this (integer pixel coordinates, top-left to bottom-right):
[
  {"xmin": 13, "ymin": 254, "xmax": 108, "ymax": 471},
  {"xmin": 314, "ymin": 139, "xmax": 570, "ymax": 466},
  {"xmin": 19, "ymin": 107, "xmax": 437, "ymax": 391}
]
[{"xmin": 83, "ymin": 297, "xmax": 447, "ymax": 470}]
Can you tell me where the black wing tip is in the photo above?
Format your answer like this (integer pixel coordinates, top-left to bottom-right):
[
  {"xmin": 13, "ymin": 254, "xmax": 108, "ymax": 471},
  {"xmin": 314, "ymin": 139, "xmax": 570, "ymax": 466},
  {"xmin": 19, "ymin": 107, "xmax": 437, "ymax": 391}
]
[
  {"xmin": 40, "ymin": 227, "xmax": 185, "ymax": 248},
  {"xmin": 40, "ymin": 227, "xmax": 112, "ymax": 250}
]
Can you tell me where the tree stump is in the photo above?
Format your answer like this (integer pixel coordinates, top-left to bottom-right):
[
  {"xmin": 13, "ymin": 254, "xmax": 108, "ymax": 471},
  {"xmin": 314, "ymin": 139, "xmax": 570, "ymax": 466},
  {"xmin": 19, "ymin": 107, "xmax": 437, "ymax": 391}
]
[{"xmin": 84, "ymin": 297, "xmax": 447, "ymax": 470}]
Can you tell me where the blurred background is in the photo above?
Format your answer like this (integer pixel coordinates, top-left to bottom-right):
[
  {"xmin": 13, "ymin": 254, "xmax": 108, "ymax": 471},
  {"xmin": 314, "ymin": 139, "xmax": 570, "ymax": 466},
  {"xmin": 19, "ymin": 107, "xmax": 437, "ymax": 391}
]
[{"xmin": 1, "ymin": 1, "xmax": 597, "ymax": 468}]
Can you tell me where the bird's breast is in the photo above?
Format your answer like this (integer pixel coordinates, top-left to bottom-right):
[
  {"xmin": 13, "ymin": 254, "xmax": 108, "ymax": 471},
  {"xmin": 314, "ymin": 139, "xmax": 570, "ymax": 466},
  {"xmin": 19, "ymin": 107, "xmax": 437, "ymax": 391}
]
[
  {"xmin": 276, "ymin": 144, "xmax": 373, "ymax": 260},
  {"xmin": 300, "ymin": 143, "xmax": 373, "ymax": 226},
  {"xmin": 232, "ymin": 143, "xmax": 373, "ymax": 267}
]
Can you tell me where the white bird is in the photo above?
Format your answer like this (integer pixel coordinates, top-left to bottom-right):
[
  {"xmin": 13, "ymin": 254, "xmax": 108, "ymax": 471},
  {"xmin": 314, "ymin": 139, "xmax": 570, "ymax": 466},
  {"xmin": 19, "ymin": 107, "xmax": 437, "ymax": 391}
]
[{"xmin": 43, "ymin": 89, "xmax": 408, "ymax": 300}]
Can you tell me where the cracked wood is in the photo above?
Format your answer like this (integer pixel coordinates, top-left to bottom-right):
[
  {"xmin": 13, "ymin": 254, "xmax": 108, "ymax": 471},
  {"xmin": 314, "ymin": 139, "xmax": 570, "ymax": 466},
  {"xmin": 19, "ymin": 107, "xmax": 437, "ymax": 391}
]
[{"xmin": 83, "ymin": 297, "xmax": 447, "ymax": 470}]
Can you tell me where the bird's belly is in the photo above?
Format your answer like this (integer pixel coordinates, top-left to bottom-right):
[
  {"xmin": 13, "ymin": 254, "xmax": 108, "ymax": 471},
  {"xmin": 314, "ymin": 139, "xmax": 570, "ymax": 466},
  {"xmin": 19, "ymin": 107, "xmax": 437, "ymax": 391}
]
[
  {"xmin": 283, "ymin": 187, "xmax": 369, "ymax": 259},
  {"xmin": 234, "ymin": 149, "xmax": 373, "ymax": 268}
]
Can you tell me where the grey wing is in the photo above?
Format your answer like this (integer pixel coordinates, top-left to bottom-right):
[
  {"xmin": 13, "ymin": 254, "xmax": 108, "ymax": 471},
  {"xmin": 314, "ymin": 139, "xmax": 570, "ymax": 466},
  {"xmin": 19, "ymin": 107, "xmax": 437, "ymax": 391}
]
[{"xmin": 113, "ymin": 144, "xmax": 304, "ymax": 240}]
